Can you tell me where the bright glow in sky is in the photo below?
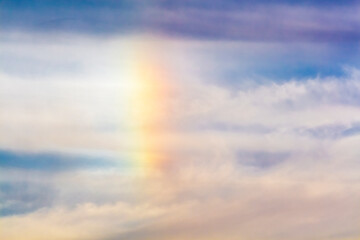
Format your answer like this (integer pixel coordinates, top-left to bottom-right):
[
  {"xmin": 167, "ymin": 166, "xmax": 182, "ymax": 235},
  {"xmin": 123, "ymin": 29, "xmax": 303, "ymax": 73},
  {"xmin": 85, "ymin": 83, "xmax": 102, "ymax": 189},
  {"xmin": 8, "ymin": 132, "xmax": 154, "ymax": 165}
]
[{"xmin": 1, "ymin": 1, "xmax": 360, "ymax": 240}]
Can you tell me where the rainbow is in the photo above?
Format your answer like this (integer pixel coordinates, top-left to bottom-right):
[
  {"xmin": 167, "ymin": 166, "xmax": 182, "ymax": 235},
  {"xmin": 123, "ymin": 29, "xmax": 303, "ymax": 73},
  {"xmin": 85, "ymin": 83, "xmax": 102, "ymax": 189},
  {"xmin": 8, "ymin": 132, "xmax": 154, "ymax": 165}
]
[{"xmin": 118, "ymin": 36, "xmax": 173, "ymax": 175}]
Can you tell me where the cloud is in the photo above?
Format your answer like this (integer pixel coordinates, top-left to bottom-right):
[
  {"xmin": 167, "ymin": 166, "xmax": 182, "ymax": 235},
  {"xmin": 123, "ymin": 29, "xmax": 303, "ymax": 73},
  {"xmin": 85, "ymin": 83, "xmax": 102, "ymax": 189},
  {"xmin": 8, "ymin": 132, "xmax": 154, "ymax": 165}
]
[
  {"xmin": 1, "ymin": 34, "xmax": 360, "ymax": 240},
  {"xmin": 1, "ymin": 174, "xmax": 360, "ymax": 240}
]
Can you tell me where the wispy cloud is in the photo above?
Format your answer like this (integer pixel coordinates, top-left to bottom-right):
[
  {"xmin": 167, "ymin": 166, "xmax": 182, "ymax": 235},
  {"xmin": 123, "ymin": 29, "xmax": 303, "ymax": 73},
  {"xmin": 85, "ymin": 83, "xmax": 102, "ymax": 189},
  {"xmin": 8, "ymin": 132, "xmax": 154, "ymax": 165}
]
[{"xmin": 1, "ymin": 34, "xmax": 360, "ymax": 240}]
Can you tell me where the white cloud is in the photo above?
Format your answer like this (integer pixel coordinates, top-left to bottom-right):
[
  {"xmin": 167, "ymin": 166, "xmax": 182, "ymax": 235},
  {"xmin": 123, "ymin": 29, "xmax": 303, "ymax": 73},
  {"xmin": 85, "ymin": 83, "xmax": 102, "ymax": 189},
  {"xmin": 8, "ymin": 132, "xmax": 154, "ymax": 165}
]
[{"xmin": 1, "ymin": 34, "xmax": 360, "ymax": 240}]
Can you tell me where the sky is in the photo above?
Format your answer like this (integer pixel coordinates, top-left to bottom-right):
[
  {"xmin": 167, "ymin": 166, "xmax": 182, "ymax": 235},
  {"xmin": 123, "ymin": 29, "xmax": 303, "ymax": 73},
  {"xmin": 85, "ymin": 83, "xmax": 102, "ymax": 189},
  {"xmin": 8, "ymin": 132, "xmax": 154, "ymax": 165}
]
[{"xmin": 1, "ymin": 1, "xmax": 360, "ymax": 240}]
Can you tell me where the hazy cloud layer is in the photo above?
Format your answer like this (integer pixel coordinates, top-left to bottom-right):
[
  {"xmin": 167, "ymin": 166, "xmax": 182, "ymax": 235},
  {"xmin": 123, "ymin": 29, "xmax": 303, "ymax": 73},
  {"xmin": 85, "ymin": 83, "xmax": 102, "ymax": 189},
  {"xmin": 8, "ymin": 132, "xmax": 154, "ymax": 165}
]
[{"xmin": 1, "ymin": 34, "xmax": 360, "ymax": 240}]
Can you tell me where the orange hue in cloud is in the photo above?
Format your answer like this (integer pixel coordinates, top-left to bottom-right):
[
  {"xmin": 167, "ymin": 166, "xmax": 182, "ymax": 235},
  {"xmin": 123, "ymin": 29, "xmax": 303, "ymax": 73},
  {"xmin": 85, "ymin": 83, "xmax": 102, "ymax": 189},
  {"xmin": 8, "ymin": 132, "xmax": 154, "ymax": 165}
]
[{"xmin": 124, "ymin": 37, "xmax": 173, "ymax": 173}]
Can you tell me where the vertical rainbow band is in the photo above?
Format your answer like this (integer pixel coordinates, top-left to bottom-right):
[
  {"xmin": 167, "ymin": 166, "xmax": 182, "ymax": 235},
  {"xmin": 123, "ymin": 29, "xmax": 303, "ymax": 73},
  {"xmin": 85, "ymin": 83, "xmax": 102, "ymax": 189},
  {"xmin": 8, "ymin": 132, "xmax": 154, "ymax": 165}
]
[{"xmin": 119, "ymin": 36, "xmax": 172, "ymax": 175}]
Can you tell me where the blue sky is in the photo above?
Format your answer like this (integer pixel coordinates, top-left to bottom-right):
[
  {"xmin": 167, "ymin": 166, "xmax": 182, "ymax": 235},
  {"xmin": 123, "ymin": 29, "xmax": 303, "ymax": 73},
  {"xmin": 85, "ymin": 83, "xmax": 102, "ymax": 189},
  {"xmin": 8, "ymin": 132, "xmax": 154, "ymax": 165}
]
[
  {"xmin": 0, "ymin": 149, "xmax": 116, "ymax": 171},
  {"xmin": 2, "ymin": 0, "xmax": 360, "ymax": 80},
  {"xmin": 2, "ymin": 0, "xmax": 360, "ymax": 41},
  {"xmin": 1, "ymin": 1, "xmax": 360, "ymax": 240}
]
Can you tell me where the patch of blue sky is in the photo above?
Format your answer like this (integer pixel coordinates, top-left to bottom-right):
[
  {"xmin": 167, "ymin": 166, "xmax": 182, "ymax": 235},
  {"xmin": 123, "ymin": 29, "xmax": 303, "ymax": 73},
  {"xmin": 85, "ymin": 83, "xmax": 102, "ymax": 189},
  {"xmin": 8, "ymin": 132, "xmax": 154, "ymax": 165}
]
[
  {"xmin": 0, "ymin": 181, "xmax": 55, "ymax": 216},
  {"xmin": 0, "ymin": 0, "xmax": 134, "ymax": 9},
  {"xmin": 237, "ymin": 151, "xmax": 290, "ymax": 170},
  {"xmin": 293, "ymin": 122, "xmax": 360, "ymax": 139},
  {"xmin": 0, "ymin": 149, "xmax": 126, "ymax": 172},
  {"xmin": 153, "ymin": 0, "xmax": 359, "ymax": 9},
  {"xmin": 2, "ymin": 0, "xmax": 360, "ymax": 43},
  {"xmin": 0, "ymin": 0, "xmax": 141, "ymax": 33},
  {"xmin": 2, "ymin": 0, "xmax": 356, "ymax": 9},
  {"xmin": 341, "ymin": 125, "xmax": 360, "ymax": 138},
  {"xmin": 190, "ymin": 42, "xmax": 360, "ymax": 86}
]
